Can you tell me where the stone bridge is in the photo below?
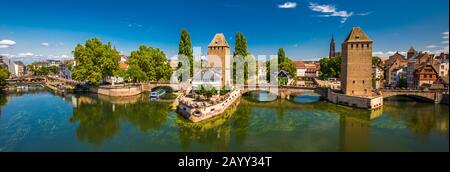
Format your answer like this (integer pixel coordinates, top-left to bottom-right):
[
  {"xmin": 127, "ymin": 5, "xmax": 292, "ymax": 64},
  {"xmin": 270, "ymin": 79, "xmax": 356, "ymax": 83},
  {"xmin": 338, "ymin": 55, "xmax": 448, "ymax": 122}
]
[
  {"xmin": 46, "ymin": 76, "xmax": 84, "ymax": 86},
  {"xmin": 239, "ymin": 85, "xmax": 326, "ymax": 99},
  {"xmin": 379, "ymin": 89, "xmax": 449, "ymax": 104}
]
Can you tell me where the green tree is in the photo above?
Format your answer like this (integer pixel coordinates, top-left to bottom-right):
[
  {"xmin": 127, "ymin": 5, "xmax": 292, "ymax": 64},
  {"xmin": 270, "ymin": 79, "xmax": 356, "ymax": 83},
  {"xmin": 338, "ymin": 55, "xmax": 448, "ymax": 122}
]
[
  {"xmin": 195, "ymin": 84, "xmax": 218, "ymax": 99},
  {"xmin": 233, "ymin": 32, "xmax": 255, "ymax": 85},
  {"xmin": 178, "ymin": 28, "xmax": 193, "ymax": 77},
  {"xmin": 0, "ymin": 66, "xmax": 10, "ymax": 86},
  {"xmin": 319, "ymin": 56, "xmax": 341, "ymax": 79},
  {"xmin": 277, "ymin": 48, "xmax": 296, "ymax": 76},
  {"xmin": 219, "ymin": 85, "xmax": 232, "ymax": 96},
  {"xmin": 372, "ymin": 56, "xmax": 382, "ymax": 66},
  {"xmin": 128, "ymin": 45, "xmax": 172, "ymax": 81},
  {"xmin": 72, "ymin": 38, "xmax": 120, "ymax": 85},
  {"xmin": 265, "ymin": 48, "xmax": 296, "ymax": 84},
  {"xmin": 398, "ymin": 77, "xmax": 407, "ymax": 88},
  {"xmin": 277, "ymin": 48, "xmax": 287, "ymax": 64},
  {"xmin": 27, "ymin": 64, "xmax": 37, "ymax": 75},
  {"xmin": 126, "ymin": 65, "xmax": 148, "ymax": 83}
]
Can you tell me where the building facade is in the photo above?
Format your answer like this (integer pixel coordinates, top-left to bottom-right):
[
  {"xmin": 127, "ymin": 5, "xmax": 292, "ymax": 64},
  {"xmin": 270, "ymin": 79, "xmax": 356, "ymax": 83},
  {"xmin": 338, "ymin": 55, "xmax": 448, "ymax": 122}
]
[
  {"xmin": 385, "ymin": 52, "xmax": 408, "ymax": 86},
  {"xmin": 341, "ymin": 27, "xmax": 373, "ymax": 97},
  {"xmin": 416, "ymin": 64, "xmax": 438, "ymax": 88},
  {"xmin": 207, "ymin": 33, "xmax": 231, "ymax": 86},
  {"xmin": 372, "ymin": 65, "xmax": 384, "ymax": 89},
  {"xmin": 390, "ymin": 67, "xmax": 407, "ymax": 88}
]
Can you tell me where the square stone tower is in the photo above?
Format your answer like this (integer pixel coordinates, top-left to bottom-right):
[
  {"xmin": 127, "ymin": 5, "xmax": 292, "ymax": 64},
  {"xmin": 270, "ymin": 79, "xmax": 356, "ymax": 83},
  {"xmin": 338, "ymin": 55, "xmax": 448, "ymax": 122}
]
[
  {"xmin": 341, "ymin": 27, "xmax": 373, "ymax": 96},
  {"xmin": 208, "ymin": 33, "xmax": 231, "ymax": 86}
]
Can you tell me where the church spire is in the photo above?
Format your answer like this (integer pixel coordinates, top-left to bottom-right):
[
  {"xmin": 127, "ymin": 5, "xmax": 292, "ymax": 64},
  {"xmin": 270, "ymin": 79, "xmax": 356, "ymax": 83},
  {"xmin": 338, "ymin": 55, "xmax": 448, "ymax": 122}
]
[{"xmin": 329, "ymin": 34, "xmax": 336, "ymax": 58}]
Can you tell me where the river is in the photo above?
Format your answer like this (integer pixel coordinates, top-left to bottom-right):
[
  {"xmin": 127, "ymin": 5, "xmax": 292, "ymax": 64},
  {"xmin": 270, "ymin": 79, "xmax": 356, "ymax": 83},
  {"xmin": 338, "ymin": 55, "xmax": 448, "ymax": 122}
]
[{"xmin": 0, "ymin": 89, "xmax": 448, "ymax": 152}]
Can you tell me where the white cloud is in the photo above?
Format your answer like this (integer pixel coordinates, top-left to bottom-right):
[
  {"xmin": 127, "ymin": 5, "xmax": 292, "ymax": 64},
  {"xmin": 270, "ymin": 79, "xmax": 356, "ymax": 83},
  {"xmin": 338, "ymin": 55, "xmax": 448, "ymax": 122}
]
[
  {"xmin": 443, "ymin": 32, "xmax": 449, "ymax": 35},
  {"xmin": 278, "ymin": 2, "xmax": 297, "ymax": 9},
  {"xmin": 0, "ymin": 40, "xmax": 16, "ymax": 45},
  {"xmin": 443, "ymin": 40, "xmax": 449, "ymax": 44},
  {"xmin": 443, "ymin": 35, "xmax": 449, "ymax": 39},
  {"xmin": 372, "ymin": 51, "xmax": 384, "ymax": 56},
  {"xmin": 60, "ymin": 54, "xmax": 70, "ymax": 58},
  {"xmin": 41, "ymin": 42, "xmax": 50, "ymax": 46},
  {"xmin": 373, "ymin": 51, "xmax": 406, "ymax": 58},
  {"xmin": 18, "ymin": 52, "xmax": 34, "ymax": 57},
  {"xmin": 426, "ymin": 45, "xmax": 439, "ymax": 48},
  {"xmin": 309, "ymin": 2, "xmax": 369, "ymax": 24},
  {"xmin": 0, "ymin": 40, "xmax": 16, "ymax": 48}
]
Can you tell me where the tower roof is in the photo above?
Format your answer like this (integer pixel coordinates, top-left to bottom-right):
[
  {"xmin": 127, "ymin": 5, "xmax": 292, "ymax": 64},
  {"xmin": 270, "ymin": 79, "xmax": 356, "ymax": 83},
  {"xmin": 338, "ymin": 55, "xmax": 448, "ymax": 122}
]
[
  {"xmin": 344, "ymin": 27, "xmax": 372, "ymax": 43},
  {"xmin": 208, "ymin": 33, "xmax": 229, "ymax": 47}
]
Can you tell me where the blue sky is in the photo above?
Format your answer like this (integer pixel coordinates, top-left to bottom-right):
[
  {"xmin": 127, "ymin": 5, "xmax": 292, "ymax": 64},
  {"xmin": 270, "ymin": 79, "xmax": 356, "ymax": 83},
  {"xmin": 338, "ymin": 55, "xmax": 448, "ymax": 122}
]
[{"xmin": 0, "ymin": 0, "xmax": 449, "ymax": 64}]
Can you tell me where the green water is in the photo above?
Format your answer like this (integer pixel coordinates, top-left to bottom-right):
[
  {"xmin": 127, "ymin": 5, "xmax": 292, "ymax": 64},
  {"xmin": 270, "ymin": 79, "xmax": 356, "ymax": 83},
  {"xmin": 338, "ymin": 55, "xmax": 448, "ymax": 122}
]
[{"xmin": 0, "ymin": 89, "xmax": 448, "ymax": 152}]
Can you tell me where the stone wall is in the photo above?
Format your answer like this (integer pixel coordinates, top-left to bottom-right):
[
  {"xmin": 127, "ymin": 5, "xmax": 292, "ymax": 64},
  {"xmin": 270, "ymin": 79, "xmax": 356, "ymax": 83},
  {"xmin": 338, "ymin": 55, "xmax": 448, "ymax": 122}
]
[
  {"xmin": 178, "ymin": 89, "xmax": 241, "ymax": 123},
  {"xmin": 89, "ymin": 86, "xmax": 143, "ymax": 97},
  {"xmin": 327, "ymin": 89, "xmax": 383, "ymax": 110}
]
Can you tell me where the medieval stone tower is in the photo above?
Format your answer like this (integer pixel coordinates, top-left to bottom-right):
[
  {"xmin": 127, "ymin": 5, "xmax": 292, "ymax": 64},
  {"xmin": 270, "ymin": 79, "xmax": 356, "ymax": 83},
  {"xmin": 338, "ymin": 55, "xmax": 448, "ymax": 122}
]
[
  {"xmin": 208, "ymin": 33, "xmax": 231, "ymax": 86},
  {"xmin": 341, "ymin": 27, "xmax": 373, "ymax": 96}
]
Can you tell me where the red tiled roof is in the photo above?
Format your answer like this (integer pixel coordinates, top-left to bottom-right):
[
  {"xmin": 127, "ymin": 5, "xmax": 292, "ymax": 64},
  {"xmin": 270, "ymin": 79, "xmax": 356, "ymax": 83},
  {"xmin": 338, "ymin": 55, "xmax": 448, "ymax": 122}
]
[{"xmin": 293, "ymin": 61, "xmax": 305, "ymax": 69}]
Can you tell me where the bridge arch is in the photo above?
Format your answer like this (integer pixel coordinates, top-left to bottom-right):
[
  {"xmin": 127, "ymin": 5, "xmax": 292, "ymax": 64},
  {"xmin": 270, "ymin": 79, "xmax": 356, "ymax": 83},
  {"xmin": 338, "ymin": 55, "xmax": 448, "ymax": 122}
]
[
  {"xmin": 380, "ymin": 90, "xmax": 443, "ymax": 103},
  {"xmin": 151, "ymin": 86, "xmax": 175, "ymax": 92}
]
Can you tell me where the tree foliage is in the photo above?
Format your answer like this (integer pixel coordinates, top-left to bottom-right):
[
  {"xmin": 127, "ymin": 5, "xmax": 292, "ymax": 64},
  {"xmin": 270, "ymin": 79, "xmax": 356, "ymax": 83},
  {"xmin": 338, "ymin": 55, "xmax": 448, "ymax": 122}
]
[
  {"xmin": 277, "ymin": 48, "xmax": 296, "ymax": 76},
  {"xmin": 0, "ymin": 66, "xmax": 10, "ymax": 86},
  {"xmin": 128, "ymin": 45, "xmax": 172, "ymax": 81},
  {"xmin": 233, "ymin": 32, "xmax": 255, "ymax": 85},
  {"xmin": 195, "ymin": 84, "xmax": 217, "ymax": 99},
  {"xmin": 28, "ymin": 64, "xmax": 59, "ymax": 76},
  {"xmin": 178, "ymin": 28, "xmax": 193, "ymax": 77},
  {"xmin": 319, "ymin": 56, "xmax": 341, "ymax": 79},
  {"xmin": 372, "ymin": 56, "xmax": 382, "ymax": 66},
  {"xmin": 72, "ymin": 38, "xmax": 120, "ymax": 84},
  {"xmin": 266, "ymin": 48, "xmax": 296, "ymax": 83},
  {"xmin": 126, "ymin": 65, "xmax": 148, "ymax": 83}
]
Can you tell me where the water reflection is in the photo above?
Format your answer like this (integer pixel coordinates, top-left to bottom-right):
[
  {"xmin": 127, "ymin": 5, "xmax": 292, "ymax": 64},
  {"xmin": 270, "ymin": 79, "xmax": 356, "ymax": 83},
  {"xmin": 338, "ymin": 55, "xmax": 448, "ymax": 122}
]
[
  {"xmin": 383, "ymin": 97, "xmax": 449, "ymax": 137},
  {"xmin": 176, "ymin": 98, "xmax": 241, "ymax": 151},
  {"xmin": 292, "ymin": 93, "xmax": 321, "ymax": 104},
  {"xmin": 69, "ymin": 94, "xmax": 172, "ymax": 145},
  {"xmin": 0, "ymin": 89, "xmax": 448, "ymax": 152},
  {"xmin": 245, "ymin": 91, "xmax": 278, "ymax": 102},
  {"xmin": 339, "ymin": 111, "xmax": 374, "ymax": 152}
]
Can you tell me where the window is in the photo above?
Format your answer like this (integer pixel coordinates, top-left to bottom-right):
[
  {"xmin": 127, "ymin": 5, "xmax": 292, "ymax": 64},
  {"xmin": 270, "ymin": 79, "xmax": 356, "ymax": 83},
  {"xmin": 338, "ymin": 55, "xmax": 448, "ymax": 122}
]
[
  {"xmin": 352, "ymin": 90, "xmax": 354, "ymax": 94},
  {"xmin": 362, "ymin": 80, "xmax": 365, "ymax": 84},
  {"xmin": 353, "ymin": 80, "xmax": 356, "ymax": 84}
]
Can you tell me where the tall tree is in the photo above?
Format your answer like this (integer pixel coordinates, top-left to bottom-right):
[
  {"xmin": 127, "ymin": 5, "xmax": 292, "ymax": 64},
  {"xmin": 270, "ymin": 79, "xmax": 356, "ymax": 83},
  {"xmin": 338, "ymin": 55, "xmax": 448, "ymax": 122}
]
[
  {"xmin": 233, "ymin": 32, "xmax": 254, "ymax": 85},
  {"xmin": 72, "ymin": 38, "xmax": 120, "ymax": 85},
  {"xmin": 128, "ymin": 45, "xmax": 172, "ymax": 81},
  {"xmin": 277, "ymin": 48, "xmax": 287, "ymax": 64},
  {"xmin": 266, "ymin": 48, "xmax": 296, "ymax": 84},
  {"xmin": 0, "ymin": 66, "xmax": 10, "ymax": 87},
  {"xmin": 178, "ymin": 28, "xmax": 193, "ymax": 77}
]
